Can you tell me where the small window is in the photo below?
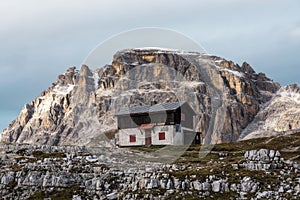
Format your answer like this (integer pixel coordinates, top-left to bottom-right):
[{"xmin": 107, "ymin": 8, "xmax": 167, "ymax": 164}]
[
  {"xmin": 129, "ymin": 135, "xmax": 136, "ymax": 142},
  {"xmin": 181, "ymin": 113, "xmax": 186, "ymax": 121},
  {"xmin": 159, "ymin": 132, "xmax": 165, "ymax": 140}
]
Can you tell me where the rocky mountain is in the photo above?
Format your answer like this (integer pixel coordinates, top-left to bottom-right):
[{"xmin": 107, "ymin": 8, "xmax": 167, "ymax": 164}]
[
  {"xmin": 1, "ymin": 48, "xmax": 295, "ymax": 146},
  {"xmin": 240, "ymin": 84, "xmax": 300, "ymax": 140}
]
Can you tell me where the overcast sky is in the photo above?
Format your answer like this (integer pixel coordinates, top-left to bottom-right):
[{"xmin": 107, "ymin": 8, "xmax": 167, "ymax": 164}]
[{"xmin": 1, "ymin": 0, "xmax": 300, "ymax": 131}]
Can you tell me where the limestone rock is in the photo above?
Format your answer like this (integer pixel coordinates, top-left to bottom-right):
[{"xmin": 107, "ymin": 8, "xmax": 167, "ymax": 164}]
[
  {"xmin": 0, "ymin": 48, "xmax": 284, "ymax": 146},
  {"xmin": 212, "ymin": 180, "xmax": 221, "ymax": 192},
  {"xmin": 241, "ymin": 84, "xmax": 300, "ymax": 140}
]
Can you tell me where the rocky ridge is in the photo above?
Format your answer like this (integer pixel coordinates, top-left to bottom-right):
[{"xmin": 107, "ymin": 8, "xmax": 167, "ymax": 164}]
[
  {"xmin": 0, "ymin": 48, "xmax": 286, "ymax": 146},
  {"xmin": 241, "ymin": 84, "xmax": 300, "ymax": 140},
  {"xmin": 0, "ymin": 134, "xmax": 299, "ymax": 199}
]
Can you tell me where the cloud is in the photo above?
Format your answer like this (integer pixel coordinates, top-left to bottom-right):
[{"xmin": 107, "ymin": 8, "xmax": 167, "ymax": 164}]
[{"xmin": 290, "ymin": 27, "xmax": 300, "ymax": 41}]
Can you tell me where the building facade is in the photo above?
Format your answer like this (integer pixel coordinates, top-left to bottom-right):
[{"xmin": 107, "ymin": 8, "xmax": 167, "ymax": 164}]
[{"xmin": 115, "ymin": 101, "xmax": 199, "ymax": 146}]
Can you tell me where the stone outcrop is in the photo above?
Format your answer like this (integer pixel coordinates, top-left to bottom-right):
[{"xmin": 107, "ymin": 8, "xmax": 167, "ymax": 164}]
[
  {"xmin": 232, "ymin": 149, "xmax": 286, "ymax": 171},
  {"xmin": 0, "ymin": 144, "xmax": 299, "ymax": 199},
  {"xmin": 0, "ymin": 48, "xmax": 286, "ymax": 146}
]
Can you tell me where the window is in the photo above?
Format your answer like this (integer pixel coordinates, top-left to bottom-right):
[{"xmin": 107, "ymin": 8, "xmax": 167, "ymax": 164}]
[
  {"xmin": 181, "ymin": 113, "xmax": 186, "ymax": 121},
  {"xmin": 129, "ymin": 135, "xmax": 136, "ymax": 142},
  {"xmin": 159, "ymin": 132, "xmax": 165, "ymax": 140}
]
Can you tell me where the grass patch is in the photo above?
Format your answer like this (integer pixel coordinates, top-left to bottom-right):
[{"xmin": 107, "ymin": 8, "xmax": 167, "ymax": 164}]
[
  {"xmin": 11, "ymin": 164, "xmax": 23, "ymax": 172},
  {"xmin": 32, "ymin": 151, "xmax": 66, "ymax": 159},
  {"xmin": 15, "ymin": 156, "xmax": 37, "ymax": 163},
  {"xmin": 212, "ymin": 137, "xmax": 267, "ymax": 152},
  {"xmin": 211, "ymin": 132, "xmax": 300, "ymax": 153},
  {"xmin": 6, "ymin": 181, "xmax": 18, "ymax": 190},
  {"xmin": 130, "ymin": 145, "xmax": 166, "ymax": 152},
  {"xmin": 16, "ymin": 148, "xmax": 27, "ymax": 156},
  {"xmin": 28, "ymin": 185, "xmax": 83, "ymax": 200},
  {"xmin": 127, "ymin": 189, "xmax": 167, "ymax": 199},
  {"xmin": 179, "ymin": 152, "xmax": 217, "ymax": 164},
  {"xmin": 164, "ymin": 192, "xmax": 199, "ymax": 200}
]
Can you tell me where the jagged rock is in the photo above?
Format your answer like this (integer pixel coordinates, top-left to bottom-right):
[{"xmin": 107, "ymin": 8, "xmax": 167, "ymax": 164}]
[
  {"xmin": 159, "ymin": 179, "xmax": 167, "ymax": 189},
  {"xmin": 269, "ymin": 150, "xmax": 275, "ymax": 159},
  {"xmin": 1, "ymin": 154, "xmax": 8, "ymax": 161},
  {"xmin": 295, "ymin": 184, "xmax": 300, "ymax": 193},
  {"xmin": 230, "ymin": 183, "xmax": 237, "ymax": 192},
  {"xmin": 0, "ymin": 144, "xmax": 299, "ymax": 199},
  {"xmin": 106, "ymin": 192, "xmax": 117, "ymax": 200},
  {"xmin": 166, "ymin": 179, "xmax": 173, "ymax": 189},
  {"xmin": 202, "ymin": 182, "xmax": 211, "ymax": 191},
  {"xmin": 72, "ymin": 195, "xmax": 82, "ymax": 200},
  {"xmin": 192, "ymin": 180, "xmax": 202, "ymax": 191},
  {"xmin": 240, "ymin": 177, "xmax": 258, "ymax": 193},
  {"xmin": 173, "ymin": 178, "xmax": 181, "ymax": 189},
  {"xmin": 241, "ymin": 84, "xmax": 300, "ymax": 140},
  {"xmin": 239, "ymin": 149, "xmax": 285, "ymax": 171},
  {"xmin": 0, "ymin": 48, "xmax": 292, "ymax": 146},
  {"xmin": 181, "ymin": 181, "xmax": 188, "ymax": 190},
  {"xmin": 1, "ymin": 172, "xmax": 15, "ymax": 185},
  {"xmin": 257, "ymin": 149, "xmax": 270, "ymax": 161},
  {"xmin": 212, "ymin": 180, "xmax": 221, "ymax": 192},
  {"xmin": 279, "ymin": 186, "xmax": 284, "ymax": 193}
]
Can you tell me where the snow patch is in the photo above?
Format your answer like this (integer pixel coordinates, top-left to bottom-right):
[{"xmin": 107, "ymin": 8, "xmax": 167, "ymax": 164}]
[
  {"xmin": 221, "ymin": 68, "xmax": 244, "ymax": 78},
  {"xmin": 132, "ymin": 47, "xmax": 200, "ymax": 56},
  {"xmin": 214, "ymin": 60, "xmax": 224, "ymax": 63},
  {"xmin": 277, "ymin": 88, "xmax": 300, "ymax": 104},
  {"xmin": 134, "ymin": 47, "xmax": 180, "ymax": 52},
  {"xmin": 93, "ymin": 72, "xmax": 99, "ymax": 89},
  {"xmin": 53, "ymin": 84, "xmax": 75, "ymax": 95},
  {"xmin": 180, "ymin": 81, "xmax": 205, "ymax": 87}
]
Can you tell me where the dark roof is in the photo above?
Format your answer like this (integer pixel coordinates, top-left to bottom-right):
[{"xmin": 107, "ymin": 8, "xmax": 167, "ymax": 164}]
[{"xmin": 115, "ymin": 101, "xmax": 186, "ymax": 116}]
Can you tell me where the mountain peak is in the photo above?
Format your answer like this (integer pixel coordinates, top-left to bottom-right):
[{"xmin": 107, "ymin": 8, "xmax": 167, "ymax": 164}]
[{"xmin": 0, "ymin": 49, "xmax": 293, "ymax": 146}]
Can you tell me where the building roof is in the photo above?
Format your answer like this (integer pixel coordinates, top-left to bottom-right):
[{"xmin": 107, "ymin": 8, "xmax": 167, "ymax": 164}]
[{"xmin": 115, "ymin": 101, "xmax": 186, "ymax": 116}]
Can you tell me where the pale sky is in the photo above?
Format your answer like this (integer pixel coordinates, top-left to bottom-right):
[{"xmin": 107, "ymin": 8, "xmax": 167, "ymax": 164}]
[{"xmin": 1, "ymin": 0, "xmax": 300, "ymax": 131}]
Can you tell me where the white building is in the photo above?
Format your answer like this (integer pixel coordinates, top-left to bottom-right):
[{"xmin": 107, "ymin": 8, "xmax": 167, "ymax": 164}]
[{"xmin": 115, "ymin": 101, "xmax": 200, "ymax": 146}]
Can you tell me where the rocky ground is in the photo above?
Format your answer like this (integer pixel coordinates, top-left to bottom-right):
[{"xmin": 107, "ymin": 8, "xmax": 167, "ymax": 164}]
[{"xmin": 0, "ymin": 132, "xmax": 299, "ymax": 199}]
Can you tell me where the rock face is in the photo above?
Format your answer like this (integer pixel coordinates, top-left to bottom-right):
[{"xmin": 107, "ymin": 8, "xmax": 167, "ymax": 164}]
[
  {"xmin": 0, "ymin": 48, "xmax": 285, "ymax": 146},
  {"xmin": 240, "ymin": 84, "xmax": 300, "ymax": 140}
]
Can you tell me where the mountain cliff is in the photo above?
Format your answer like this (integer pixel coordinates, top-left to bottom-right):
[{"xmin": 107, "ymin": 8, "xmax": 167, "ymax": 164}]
[
  {"xmin": 240, "ymin": 84, "xmax": 300, "ymax": 140},
  {"xmin": 1, "ymin": 48, "xmax": 294, "ymax": 146}
]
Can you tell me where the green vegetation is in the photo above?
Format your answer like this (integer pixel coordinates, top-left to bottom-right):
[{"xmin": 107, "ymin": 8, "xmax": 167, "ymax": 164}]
[
  {"xmin": 125, "ymin": 189, "xmax": 167, "ymax": 199},
  {"xmin": 211, "ymin": 132, "xmax": 300, "ymax": 152},
  {"xmin": 16, "ymin": 148, "xmax": 27, "ymax": 156},
  {"xmin": 132, "ymin": 145, "xmax": 166, "ymax": 152},
  {"xmin": 159, "ymin": 132, "xmax": 300, "ymax": 196},
  {"xmin": 32, "ymin": 151, "xmax": 66, "ymax": 159},
  {"xmin": 6, "ymin": 181, "xmax": 18, "ymax": 190},
  {"xmin": 28, "ymin": 185, "xmax": 83, "ymax": 200},
  {"xmin": 11, "ymin": 164, "xmax": 23, "ymax": 172},
  {"xmin": 176, "ymin": 132, "xmax": 300, "ymax": 163}
]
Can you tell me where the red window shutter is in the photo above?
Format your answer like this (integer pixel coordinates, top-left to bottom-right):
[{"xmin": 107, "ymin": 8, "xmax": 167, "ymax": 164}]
[
  {"xmin": 159, "ymin": 132, "xmax": 165, "ymax": 140},
  {"xmin": 130, "ymin": 135, "xmax": 136, "ymax": 142}
]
